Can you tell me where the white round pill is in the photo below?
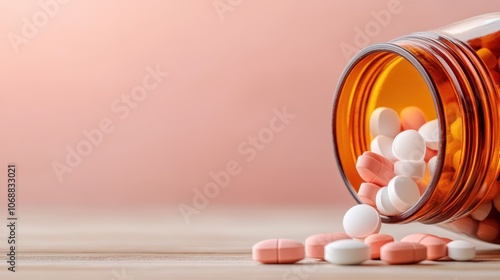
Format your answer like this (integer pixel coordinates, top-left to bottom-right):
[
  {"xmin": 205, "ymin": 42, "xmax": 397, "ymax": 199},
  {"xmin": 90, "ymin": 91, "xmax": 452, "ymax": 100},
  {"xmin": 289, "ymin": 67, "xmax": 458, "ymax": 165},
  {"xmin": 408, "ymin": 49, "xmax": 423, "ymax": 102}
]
[
  {"xmin": 370, "ymin": 107, "xmax": 401, "ymax": 138},
  {"xmin": 428, "ymin": 156, "xmax": 438, "ymax": 177},
  {"xmin": 324, "ymin": 239, "xmax": 370, "ymax": 265},
  {"xmin": 343, "ymin": 204, "xmax": 381, "ymax": 239},
  {"xmin": 370, "ymin": 135, "xmax": 398, "ymax": 162},
  {"xmin": 392, "ymin": 130, "xmax": 426, "ymax": 161},
  {"xmin": 387, "ymin": 176, "xmax": 420, "ymax": 212},
  {"xmin": 418, "ymin": 119, "xmax": 440, "ymax": 150},
  {"xmin": 394, "ymin": 160, "xmax": 425, "ymax": 180},
  {"xmin": 375, "ymin": 187, "xmax": 401, "ymax": 216},
  {"xmin": 470, "ymin": 202, "xmax": 492, "ymax": 222},
  {"xmin": 447, "ymin": 240, "xmax": 475, "ymax": 261}
]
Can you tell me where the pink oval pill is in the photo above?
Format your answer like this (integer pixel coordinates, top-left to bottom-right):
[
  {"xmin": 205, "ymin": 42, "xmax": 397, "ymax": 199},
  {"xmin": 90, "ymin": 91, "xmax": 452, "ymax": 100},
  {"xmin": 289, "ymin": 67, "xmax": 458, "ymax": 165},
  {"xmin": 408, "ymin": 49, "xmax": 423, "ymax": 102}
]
[
  {"xmin": 424, "ymin": 147, "xmax": 438, "ymax": 162},
  {"xmin": 380, "ymin": 242, "xmax": 427, "ymax": 264},
  {"xmin": 305, "ymin": 232, "xmax": 351, "ymax": 260},
  {"xmin": 356, "ymin": 155, "xmax": 396, "ymax": 186},
  {"xmin": 400, "ymin": 106, "xmax": 426, "ymax": 131},
  {"xmin": 364, "ymin": 233, "xmax": 394, "ymax": 259},
  {"xmin": 363, "ymin": 151, "xmax": 394, "ymax": 169},
  {"xmin": 400, "ymin": 233, "xmax": 438, "ymax": 244},
  {"xmin": 358, "ymin": 182, "xmax": 381, "ymax": 204},
  {"xmin": 440, "ymin": 237, "xmax": 453, "ymax": 244},
  {"xmin": 252, "ymin": 239, "xmax": 305, "ymax": 264},
  {"xmin": 420, "ymin": 236, "xmax": 447, "ymax": 260},
  {"xmin": 477, "ymin": 218, "xmax": 499, "ymax": 242}
]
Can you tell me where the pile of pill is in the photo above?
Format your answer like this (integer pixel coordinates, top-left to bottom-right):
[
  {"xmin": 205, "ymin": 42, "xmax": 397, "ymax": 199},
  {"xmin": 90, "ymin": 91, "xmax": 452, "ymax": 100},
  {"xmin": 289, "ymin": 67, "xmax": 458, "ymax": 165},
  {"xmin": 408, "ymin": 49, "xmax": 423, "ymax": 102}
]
[
  {"xmin": 356, "ymin": 106, "xmax": 438, "ymax": 216},
  {"xmin": 252, "ymin": 204, "xmax": 476, "ymax": 265}
]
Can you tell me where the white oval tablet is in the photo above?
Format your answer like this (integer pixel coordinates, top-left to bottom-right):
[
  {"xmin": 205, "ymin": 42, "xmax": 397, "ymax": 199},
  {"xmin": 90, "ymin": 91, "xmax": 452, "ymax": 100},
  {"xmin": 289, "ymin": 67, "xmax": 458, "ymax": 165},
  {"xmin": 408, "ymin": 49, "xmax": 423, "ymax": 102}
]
[
  {"xmin": 418, "ymin": 119, "xmax": 440, "ymax": 150},
  {"xmin": 428, "ymin": 156, "xmax": 438, "ymax": 177},
  {"xmin": 387, "ymin": 176, "xmax": 420, "ymax": 212},
  {"xmin": 470, "ymin": 202, "xmax": 492, "ymax": 222},
  {"xmin": 375, "ymin": 187, "xmax": 400, "ymax": 216},
  {"xmin": 343, "ymin": 204, "xmax": 381, "ymax": 239},
  {"xmin": 324, "ymin": 239, "xmax": 370, "ymax": 265},
  {"xmin": 370, "ymin": 107, "xmax": 401, "ymax": 138},
  {"xmin": 392, "ymin": 130, "xmax": 426, "ymax": 161},
  {"xmin": 447, "ymin": 240, "xmax": 475, "ymax": 261},
  {"xmin": 394, "ymin": 160, "xmax": 425, "ymax": 180},
  {"xmin": 371, "ymin": 135, "xmax": 397, "ymax": 162}
]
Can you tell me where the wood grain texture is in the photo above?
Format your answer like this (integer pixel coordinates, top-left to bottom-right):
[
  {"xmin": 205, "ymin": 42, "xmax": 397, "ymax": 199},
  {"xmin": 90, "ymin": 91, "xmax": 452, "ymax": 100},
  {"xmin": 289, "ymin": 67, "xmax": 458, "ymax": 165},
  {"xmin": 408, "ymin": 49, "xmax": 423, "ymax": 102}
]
[{"xmin": 0, "ymin": 207, "xmax": 499, "ymax": 279}]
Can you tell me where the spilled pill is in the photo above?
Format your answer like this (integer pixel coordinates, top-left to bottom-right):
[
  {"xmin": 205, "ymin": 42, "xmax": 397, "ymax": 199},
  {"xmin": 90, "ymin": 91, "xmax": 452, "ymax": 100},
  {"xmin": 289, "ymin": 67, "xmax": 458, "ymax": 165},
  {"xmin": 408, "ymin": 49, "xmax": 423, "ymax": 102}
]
[
  {"xmin": 343, "ymin": 204, "xmax": 381, "ymax": 239},
  {"xmin": 324, "ymin": 239, "xmax": 370, "ymax": 265},
  {"xmin": 447, "ymin": 240, "xmax": 475, "ymax": 261},
  {"xmin": 252, "ymin": 239, "xmax": 305, "ymax": 264},
  {"xmin": 380, "ymin": 242, "xmax": 427, "ymax": 264},
  {"xmin": 305, "ymin": 232, "xmax": 351, "ymax": 260},
  {"xmin": 364, "ymin": 233, "xmax": 394, "ymax": 259}
]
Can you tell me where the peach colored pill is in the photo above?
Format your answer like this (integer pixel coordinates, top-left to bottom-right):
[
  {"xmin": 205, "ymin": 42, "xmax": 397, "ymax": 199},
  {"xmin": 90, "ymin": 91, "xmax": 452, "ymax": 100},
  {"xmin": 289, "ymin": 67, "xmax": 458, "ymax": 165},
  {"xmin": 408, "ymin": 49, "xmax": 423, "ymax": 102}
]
[
  {"xmin": 477, "ymin": 218, "xmax": 499, "ymax": 242},
  {"xmin": 380, "ymin": 242, "xmax": 427, "ymax": 264},
  {"xmin": 358, "ymin": 182, "xmax": 380, "ymax": 202},
  {"xmin": 440, "ymin": 237, "xmax": 453, "ymax": 244},
  {"xmin": 400, "ymin": 106, "xmax": 426, "ymax": 131},
  {"xmin": 481, "ymin": 32, "xmax": 500, "ymax": 56},
  {"xmin": 363, "ymin": 151, "xmax": 394, "ymax": 170},
  {"xmin": 356, "ymin": 155, "xmax": 396, "ymax": 187},
  {"xmin": 450, "ymin": 118, "xmax": 462, "ymax": 142},
  {"xmin": 305, "ymin": 232, "xmax": 351, "ymax": 260},
  {"xmin": 400, "ymin": 233, "xmax": 436, "ymax": 244},
  {"xmin": 470, "ymin": 201, "xmax": 492, "ymax": 221},
  {"xmin": 424, "ymin": 147, "xmax": 438, "ymax": 162},
  {"xmin": 447, "ymin": 216, "xmax": 479, "ymax": 237},
  {"xmin": 419, "ymin": 236, "xmax": 447, "ymax": 260},
  {"xmin": 364, "ymin": 233, "xmax": 394, "ymax": 259},
  {"xmin": 416, "ymin": 180, "xmax": 428, "ymax": 196},
  {"xmin": 252, "ymin": 239, "xmax": 305, "ymax": 264},
  {"xmin": 493, "ymin": 190, "xmax": 500, "ymax": 212},
  {"xmin": 491, "ymin": 70, "xmax": 500, "ymax": 84},
  {"xmin": 476, "ymin": 47, "xmax": 498, "ymax": 69},
  {"xmin": 452, "ymin": 150, "xmax": 461, "ymax": 170},
  {"xmin": 359, "ymin": 195, "xmax": 376, "ymax": 208}
]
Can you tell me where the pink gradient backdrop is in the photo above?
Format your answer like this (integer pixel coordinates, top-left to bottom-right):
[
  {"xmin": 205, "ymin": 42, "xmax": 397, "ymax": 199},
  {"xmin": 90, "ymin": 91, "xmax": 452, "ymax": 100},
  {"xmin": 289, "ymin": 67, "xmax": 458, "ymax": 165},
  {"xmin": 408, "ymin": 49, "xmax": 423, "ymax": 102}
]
[{"xmin": 0, "ymin": 1, "xmax": 498, "ymax": 210}]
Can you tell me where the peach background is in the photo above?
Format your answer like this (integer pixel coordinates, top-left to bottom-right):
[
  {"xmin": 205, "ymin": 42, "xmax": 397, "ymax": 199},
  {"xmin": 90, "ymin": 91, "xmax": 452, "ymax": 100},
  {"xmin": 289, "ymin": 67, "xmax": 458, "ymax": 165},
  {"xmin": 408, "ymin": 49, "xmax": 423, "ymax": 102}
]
[{"xmin": 0, "ymin": 0, "xmax": 498, "ymax": 212}]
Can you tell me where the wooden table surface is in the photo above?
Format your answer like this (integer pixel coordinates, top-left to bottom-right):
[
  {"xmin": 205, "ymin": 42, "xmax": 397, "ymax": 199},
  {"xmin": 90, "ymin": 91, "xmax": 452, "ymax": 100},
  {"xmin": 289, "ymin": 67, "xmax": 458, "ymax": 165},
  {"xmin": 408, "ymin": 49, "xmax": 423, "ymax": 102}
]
[{"xmin": 1, "ymin": 206, "xmax": 499, "ymax": 279}]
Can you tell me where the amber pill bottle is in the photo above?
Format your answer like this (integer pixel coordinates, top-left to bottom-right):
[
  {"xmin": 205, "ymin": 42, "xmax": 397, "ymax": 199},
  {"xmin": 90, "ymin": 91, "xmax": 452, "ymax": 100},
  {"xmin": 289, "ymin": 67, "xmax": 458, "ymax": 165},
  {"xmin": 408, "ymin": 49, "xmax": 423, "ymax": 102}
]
[{"xmin": 333, "ymin": 13, "xmax": 500, "ymax": 243}]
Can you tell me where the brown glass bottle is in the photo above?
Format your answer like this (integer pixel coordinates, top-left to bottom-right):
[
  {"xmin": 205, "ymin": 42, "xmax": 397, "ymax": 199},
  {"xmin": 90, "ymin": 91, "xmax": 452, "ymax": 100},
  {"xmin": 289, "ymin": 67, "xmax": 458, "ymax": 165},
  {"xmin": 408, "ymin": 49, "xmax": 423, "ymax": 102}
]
[{"xmin": 333, "ymin": 13, "xmax": 500, "ymax": 243}]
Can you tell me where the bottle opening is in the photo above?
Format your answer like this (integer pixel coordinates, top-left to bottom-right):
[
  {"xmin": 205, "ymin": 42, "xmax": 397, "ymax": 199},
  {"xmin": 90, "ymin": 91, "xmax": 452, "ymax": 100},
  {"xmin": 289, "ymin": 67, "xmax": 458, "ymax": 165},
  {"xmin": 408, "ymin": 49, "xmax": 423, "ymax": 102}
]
[{"xmin": 333, "ymin": 44, "xmax": 445, "ymax": 223}]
